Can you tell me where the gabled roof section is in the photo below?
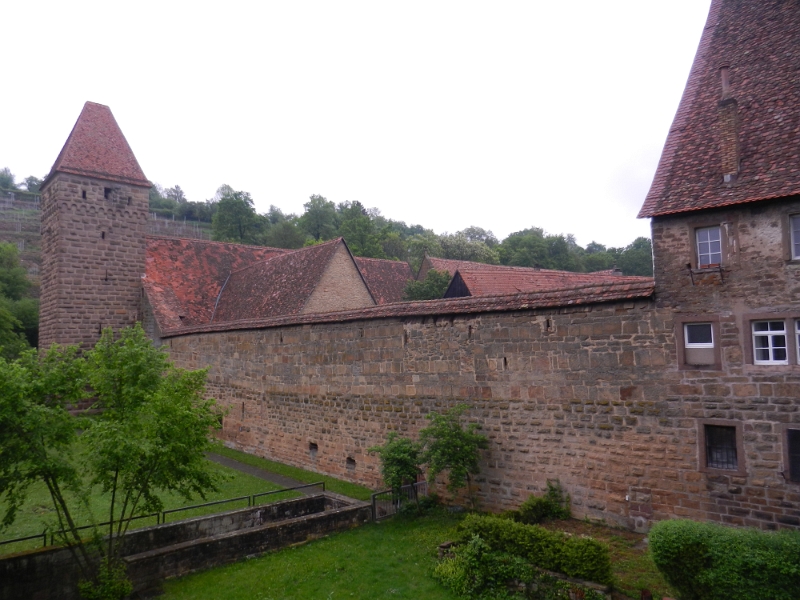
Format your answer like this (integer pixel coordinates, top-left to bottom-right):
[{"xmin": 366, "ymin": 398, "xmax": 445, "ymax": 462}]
[
  {"xmin": 639, "ymin": 0, "xmax": 800, "ymax": 218},
  {"xmin": 418, "ymin": 256, "xmax": 499, "ymax": 280},
  {"xmin": 143, "ymin": 237, "xmax": 289, "ymax": 329},
  {"xmin": 212, "ymin": 238, "xmax": 367, "ymax": 323},
  {"xmin": 43, "ymin": 102, "xmax": 151, "ymax": 188},
  {"xmin": 444, "ymin": 265, "xmax": 650, "ymax": 298},
  {"xmin": 354, "ymin": 257, "xmax": 414, "ymax": 304},
  {"xmin": 162, "ymin": 279, "xmax": 656, "ymax": 338}
]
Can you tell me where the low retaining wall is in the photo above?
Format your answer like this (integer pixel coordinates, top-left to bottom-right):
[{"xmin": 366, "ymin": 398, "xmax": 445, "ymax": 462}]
[{"xmin": 0, "ymin": 493, "xmax": 370, "ymax": 600}]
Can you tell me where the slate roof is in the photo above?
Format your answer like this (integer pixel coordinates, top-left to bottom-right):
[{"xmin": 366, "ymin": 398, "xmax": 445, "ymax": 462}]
[
  {"xmin": 143, "ymin": 237, "xmax": 290, "ymax": 329},
  {"xmin": 354, "ymin": 257, "xmax": 414, "ymax": 304},
  {"xmin": 639, "ymin": 0, "xmax": 800, "ymax": 218},
  {"xmin": 160, "ymin": 279, "xmax": 655, "ymax": 338},
  {"xmin": 43, "ymin": 102, "xmax": 151, "ymax": 188},
  {"xmin": 446, "ymin": 266, "xmax": 650, "ymax": 298},
  {"xmin": 212, "ymin": 238, "xmax": 354, "ymax": 322},
  {"xmin": 419, "ymin": 257, "xmax": 502, "ymax": 279}
]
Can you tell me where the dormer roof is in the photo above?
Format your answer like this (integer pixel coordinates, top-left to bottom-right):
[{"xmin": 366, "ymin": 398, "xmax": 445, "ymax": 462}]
[
  {"xmin": 639, "ymin": 0, "xmax": 800, "ymax": 218},
  {"xmin": 43, "ymin": 102, "xmax": 150, "ymax": 189}
]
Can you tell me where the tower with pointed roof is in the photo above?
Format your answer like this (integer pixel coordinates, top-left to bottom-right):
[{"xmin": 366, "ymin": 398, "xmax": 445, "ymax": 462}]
[{"xmin": 39, "ymin": 101, "xmax": 151, "ymax": 348}]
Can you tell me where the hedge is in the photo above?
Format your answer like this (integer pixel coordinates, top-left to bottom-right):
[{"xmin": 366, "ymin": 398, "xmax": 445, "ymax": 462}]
[
  {"xmin": 457, "ymin": 514, "xmax": 613, "ymax": 585},
  {"xmin": 649, "ymin": 519, "xmax": 800, "ymax": 600}
]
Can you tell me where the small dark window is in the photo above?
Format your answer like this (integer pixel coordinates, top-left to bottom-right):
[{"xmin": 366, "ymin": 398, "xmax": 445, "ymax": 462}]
[
  {"xmin": 685, "ymin": 323, "xmax": 713, "ymax": 347},
  {"xmin": 789, "ymin": 429, "xmax": 800, "ymax": 482},
  {"xmin": 346, "ymin": 457, "xmax": 356, "ymax": 471},
  {"xmin": 127, "ymin": 197, "xmax": 131, "ymax": 205},
  {"xmin": 309, "ymin": 442, "xmax": 318, "ymax": 459},
  {"xmin": 104, "ymin": 187, "xmax": 112, "ymax": 200},
  {"xmin": 82, "ymin": 190, "xmax": 87, "ymax": 199},
  {"xmin": 705, "ymin": 425, "xmax": 738, "ymax": 470}
]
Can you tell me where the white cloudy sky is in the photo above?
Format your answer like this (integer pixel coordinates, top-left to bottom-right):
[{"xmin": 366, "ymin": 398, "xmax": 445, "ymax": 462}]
[{"xmin": 2, "ymin": 1, "xmax": 711, "ymax": 248}]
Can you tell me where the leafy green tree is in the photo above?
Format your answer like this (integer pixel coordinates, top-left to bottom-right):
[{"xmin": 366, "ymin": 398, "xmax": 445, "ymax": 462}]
[
  {"xmin": 419, "ymin": 404, "xmax": 488, "ymax": 506},
  {"xmin": 165, "ymin": 185, "xmax": 187, "ymax": 203},
  {"xmin": 439, "ymin": 232, "xmax": 500, "ymax": 264},
  {"xmin": 368, "ymin": 433, "xmax": 422, "ymax": 506},
  {"xmin": 212, "ymin": 190, "xmax": 264, "ymax": 244},
  {"xmin": 0, "ymin": 243, "xmax": 30, "ymax": 301},
  {"xmin": 616, "ymin": 237, "xmax": 654, "ymax": 276},
  {"xmin": 299, "ymin": 194, "xmax": 338, "ymax": 241},
  {"xmin": 403, "ymin": 269, "xmax": 452, "ymax": 301},
  {"xmin": 379, "ymin": 231, "xmax": 408, "ymax": 262},
  {"xmin": 23, "ymin": 176, "xmax": 43, "ymax": 193},
  {"xmin": 0, "ymin": 325, "xmax": 220, "ymax": 598},
  {"xmin": 337, "ymin": 201, "xmax": 385, "ymax": 258},
  {"xmin": 460, "ymin": 226, "xmax": 498, "ymax": 247},
  {"xmin": 0, "ymin": 167, "xmax": 17, "ymax": 191},
  {"xmin": 0, "ymin": 243, "xmax": 36, "ymax": 357},
  {"xmin": 263, "ymin": 219, "xmax": 307, "ymax": 249},
  {"xmin": 407, "ymin": 231, "xmax": 443, "ymax": 272}
]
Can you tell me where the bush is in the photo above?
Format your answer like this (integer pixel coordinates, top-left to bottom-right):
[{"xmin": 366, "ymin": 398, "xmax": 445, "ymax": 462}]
[
  {"xmin": 509, "ymin": 481, "xmax": 571, "ymax": 525},
  {"xmin": 458, "ymin": 514, "xmax": 613, "ymax": 586},
  {"xmin": 649, "ymin": 519, "xmax": 800, "ymax": 600}
]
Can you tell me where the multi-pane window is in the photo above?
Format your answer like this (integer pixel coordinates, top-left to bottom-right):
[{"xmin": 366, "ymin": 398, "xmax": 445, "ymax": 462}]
[
  {"xmin": 752, "ymin": 321, "xmax": 788, "ymax": 364},
  {"xmin": 791, "ymin": 215, "xmax": 800, "ymax": 260},
  {"xmin": 696, "ymin": 226, "xmax": 722, "ymax": 267},
  {"xmin": 705, "ymin": 425, "xmax": 738, "ymax": 470}
]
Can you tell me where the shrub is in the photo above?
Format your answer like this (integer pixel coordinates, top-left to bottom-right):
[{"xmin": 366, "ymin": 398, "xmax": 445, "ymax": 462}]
[
  {"xmin": 512, "ymin": 481, "xmax": 571, "ymax": 525},
  {"xmin": 649, "ymin": 519, "xmax": 800, "ymax": 600},
  {"xmin": 458, "ymin": 514, "xmax": 613, "ymax": 586}
]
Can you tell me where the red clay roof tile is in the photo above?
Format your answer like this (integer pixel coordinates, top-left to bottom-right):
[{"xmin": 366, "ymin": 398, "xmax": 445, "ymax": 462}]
[
  {"xmin": 160, "ymin": 279, "xmax": 655, "ymax": 338},
  {"xmin": 639, "ymin": 0, "xmax": 800, "ymax": 218},
  {"xmin": 213, "ymin": 238, "xmax": 348, "ymax": 322},
  {"xmin": 43, "ymin": 102, "xmax": 151, "ymax": 188},
  {"xmin": 446, "ymin": 266, "xmax": 648, "ymax": 298},
  {"xmin": 354, "ymin": 257, "xmax": 414, "ymax": 304},
  {"xmin": 143, "ymin": 237, "xmax": 290, "ymax": 329}
]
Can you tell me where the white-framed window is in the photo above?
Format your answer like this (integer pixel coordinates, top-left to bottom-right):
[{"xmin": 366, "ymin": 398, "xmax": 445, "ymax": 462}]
[
  {"xmin": 696, "ymin": 226, "xmax": 722, "ymax": 267},
  {"xmin": 684, "ymin": 323, "xmax": 713, "ymax": 348},
  {"xmin": 791, "ymin": 215, "xmax": 800, "ymax": 260},
  {"xmin": 752, "ymin": 320, "xmax": 788, "ymax": 365}
]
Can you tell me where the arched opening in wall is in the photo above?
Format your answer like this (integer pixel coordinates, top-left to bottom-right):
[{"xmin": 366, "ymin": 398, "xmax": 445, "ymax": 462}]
[
  {"xmin": 309, "ymin": 442, "xmax": 318, "ymax": 459},
  {"xmin": 346, "ymin": 457, "xmax": 356, "ymax": 471}
]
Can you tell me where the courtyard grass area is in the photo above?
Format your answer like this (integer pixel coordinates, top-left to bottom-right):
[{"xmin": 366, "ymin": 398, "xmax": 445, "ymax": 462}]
[
  {"xmin": 162, "ymin": 512, "xmax": 675, "ymax": 600},
  {"xmin": 214, "ymin": 445, "xmax": 374, "ymax": 501},
  {"xmin": 162, "ymin": 511, "xmax": 463, "ymax": 600},
  {"xmin": 0, "ymin": 460, "xmax": 296, "ymax": 556}
]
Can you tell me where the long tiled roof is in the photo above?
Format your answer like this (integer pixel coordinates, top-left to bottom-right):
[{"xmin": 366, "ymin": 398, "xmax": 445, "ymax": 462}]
[
  {"xmin": 639, "ymin": 0, "xmax": 800, "ymax": 218},
  {"xmin": 160, "ymin": 279, "xmax": 655, "ymax": 338},
  {"xmin": 354, "ymin": 257, "xmax": 414, "ymax": 304},
  {"xmin": 43, "ymin": 102, "xmax": 150, "ymax": 188},
  {"xmin": 212, "ymin": 239, "xmax": 345, "ymax": 322},
  {"xmin": 143, "ymin": 237, "xmax": 289, "ymax": 328},
  {"xmin": 448, "ymin": 266, "xmax": 650, "ymax": 297}
]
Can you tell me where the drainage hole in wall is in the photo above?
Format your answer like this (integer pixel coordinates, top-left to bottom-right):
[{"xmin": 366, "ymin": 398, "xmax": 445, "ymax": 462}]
[
  {"xmin": 346, "ymin": 457, "xmax": 356, "ymax": 471},
  {"xmin": 309, "ymin": 442, "xmax": 318, "ymax": 459}
]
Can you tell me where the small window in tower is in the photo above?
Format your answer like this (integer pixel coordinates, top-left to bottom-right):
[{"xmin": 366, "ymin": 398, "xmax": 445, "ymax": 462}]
[
  {"xmin": 696, "ymin": 226, "xmax": 722, "ymax": 267},
  {"xmin": 82, "ymin": 190, "xmax": 87, "ymax": 199},
  {"xmin": 104, "ymin": 188, "xmax": 112, "ymax": 200},
  {"xmin": 309, "ymin": 442, "xmax": 318, "ymax": 459}
]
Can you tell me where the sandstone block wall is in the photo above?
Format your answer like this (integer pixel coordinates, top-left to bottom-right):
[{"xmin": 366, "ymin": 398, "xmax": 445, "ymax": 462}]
[
  {"xmin": 166, "ymin": 297, "xmax": 800, "ymax": 531},
  {"xmin": 39, "ymin": 175, "xmax": 149, "ymax": 348},
  {"xmin": 302, "ymin": 242, "xmax": 375, "ymax": 313}
]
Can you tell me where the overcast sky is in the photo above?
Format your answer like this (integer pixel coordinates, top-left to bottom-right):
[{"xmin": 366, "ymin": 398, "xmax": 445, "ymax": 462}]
[{"xmin": 2, "ymin": 1, "xmax": 711, "ymax": 248}]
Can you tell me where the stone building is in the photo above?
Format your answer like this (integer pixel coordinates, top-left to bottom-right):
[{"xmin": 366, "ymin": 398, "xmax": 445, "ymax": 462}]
[{"xmin": 38, "ymin": 0, "xmax": 800, "ymax": 531}]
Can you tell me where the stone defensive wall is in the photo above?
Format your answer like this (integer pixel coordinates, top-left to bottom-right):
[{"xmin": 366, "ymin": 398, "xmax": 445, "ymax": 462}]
[
  {"xmin": 164, "ymin": 290, "xmax": 685, "ymax": 531},
  {"xmin": 162, "ymin": 284, "xmax": 800, "ymax": 532}
]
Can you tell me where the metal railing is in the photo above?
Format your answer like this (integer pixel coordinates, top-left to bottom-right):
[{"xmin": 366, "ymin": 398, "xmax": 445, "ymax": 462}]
[
  {"xmin": 371, "ymin": 481, "xmax": 428, "ymax": 521},
  {"xmin": 0, "ymin": 482, "xmax": 325, "ymax": 552}
]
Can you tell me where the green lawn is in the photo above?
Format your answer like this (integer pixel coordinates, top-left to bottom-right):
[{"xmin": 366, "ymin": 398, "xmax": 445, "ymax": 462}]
[
  {"xmin": 213, "ymin": 445, "xmax": 375, "ymax": 501},
  {"xmin": 162, "ymin": 511, "xmax": 462, "ymax": 600},
  {"xmin": 0, "ymin": 460, "xmax": 293, "ymax": 556}
]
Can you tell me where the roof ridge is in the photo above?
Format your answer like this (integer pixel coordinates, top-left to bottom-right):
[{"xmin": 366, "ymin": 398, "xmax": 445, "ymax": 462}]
[{"xmin": 146, "ymin": 234, "xmax": 291, "ymax": 253}]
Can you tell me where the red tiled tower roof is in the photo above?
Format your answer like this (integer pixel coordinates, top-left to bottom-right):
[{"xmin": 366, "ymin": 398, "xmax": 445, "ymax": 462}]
[
  {"xmin": 354, "ymin": 257, "xmax": 414, "ymax": 304},
  {"xmin": 639, "ymin": 0, "xmax": 800, "ymax": 218},
  {"xmin": 143, "ymin": 237, "xmax": 290, "ymax": 329},
  {"xmin": 43, "ymin": 102, "xmax": 151, "ymax": 188}
]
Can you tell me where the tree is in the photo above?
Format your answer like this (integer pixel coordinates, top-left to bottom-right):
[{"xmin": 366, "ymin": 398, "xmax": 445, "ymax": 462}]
[
  {"xmin": 0, "ymin": 243, "xmax": 35, "ymax": 358},
  {"xmin": 0, "ymin": 325, "xmax": 221, "ymax": 598},
  {"xmin": 337, "ymin": 201, "xmax": 385, "ymax": 258},
  {"xmin": 403, "ymin": 268, "xmax": 452, "ymax": 301},
  {"xmin": 368, "ymin": 433, "xmax": 422, "ymax": 506},
  {"xmin": 212, "ymin": 190, "xmax": 264, "ymax": 244},
  {"xmin": 23, "ymin": 176, "xmax": 43, "ymax": 193},
  {"xmin": 164, "ymin": 185, "xmax": 187, "ymax": 204},
  {"xmin": 0, "ymin": 167, "xmax": 17, "ymax": 191},
  {"xmin": 298, "ymin": 194, "xmax": 338, "ymax": 241},
  {"xmin": 419, "ymin": 404, "xmax": 488, "ymax": 507},
  {"xmin": 616, "ymin": 237, "xmax": 654, "ymax": 276},
  {"xmin": 439, "ymin": 232, "xmax": 500, "ymax": 264}
]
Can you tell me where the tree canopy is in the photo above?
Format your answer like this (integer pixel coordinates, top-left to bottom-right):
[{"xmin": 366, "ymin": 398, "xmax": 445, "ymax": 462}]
[{"xmin": 0, "ymin": 243, "xmax": 37, "ymax": 357}]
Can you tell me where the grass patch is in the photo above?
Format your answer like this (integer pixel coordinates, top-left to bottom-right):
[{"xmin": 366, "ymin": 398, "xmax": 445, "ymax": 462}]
[
  {"xmin": 0, "ymin": 460, "xmax": 294, "ymax": 556},
  {"xmin": 541, "ymin": 519, "xmax": 676, "ymax": 599},
  {"xmin": 213, "ymin": 445, "xmax": 374, "ymax": 501},
  {"xmin": 162, "ymin": 511, "xmax": 462, "ymax": 600}
]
